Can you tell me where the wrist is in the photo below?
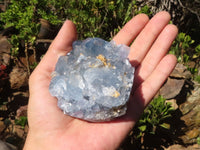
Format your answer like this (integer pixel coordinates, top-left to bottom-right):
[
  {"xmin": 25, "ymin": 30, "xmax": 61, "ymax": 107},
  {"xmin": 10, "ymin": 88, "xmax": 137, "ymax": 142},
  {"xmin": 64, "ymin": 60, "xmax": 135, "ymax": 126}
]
[
  {"xmin": 23, "ymin": 129, "xmax": 68, "ymax": 150},
  {"xmin": 23, "ymin": 130, "xmax": 49, "ymax": 150},
  {"xmin": 23, "ymin": 131, "xmax": 39, "ymax": 150}
]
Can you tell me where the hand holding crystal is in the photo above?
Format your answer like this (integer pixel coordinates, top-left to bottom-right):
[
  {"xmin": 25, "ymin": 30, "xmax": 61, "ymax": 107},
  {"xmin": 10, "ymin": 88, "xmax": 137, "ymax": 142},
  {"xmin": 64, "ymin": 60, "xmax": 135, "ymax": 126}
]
[{"xmin": 24, "ymin": 11, "xmax": 178, "ymax": 150}]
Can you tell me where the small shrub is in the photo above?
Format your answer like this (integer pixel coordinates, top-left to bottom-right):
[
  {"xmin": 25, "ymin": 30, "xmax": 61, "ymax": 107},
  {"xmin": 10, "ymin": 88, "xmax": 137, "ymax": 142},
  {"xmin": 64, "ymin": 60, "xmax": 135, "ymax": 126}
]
[
  {"xmin": 170, "ymin": 32, "xmax": 195, "ymax": 63},
  {"xmin": 170, "ymin": 32, "xmax": 200, "ymax": 79},
  {"xmin": 170, "ymin": 32, "xmax": 200, "ymax": 64},
  {"xmin": 0, "ymin": 0, "xmax": 62, "ymax": 74},
  {"xmin": 134, "ymin": 96, "xmax": 174, "ymax": 139}
]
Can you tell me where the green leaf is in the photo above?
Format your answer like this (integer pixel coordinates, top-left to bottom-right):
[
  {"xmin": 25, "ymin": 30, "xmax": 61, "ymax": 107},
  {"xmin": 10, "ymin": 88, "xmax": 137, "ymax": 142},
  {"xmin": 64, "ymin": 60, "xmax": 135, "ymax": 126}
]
[
  {"xmin": 195, "ymin": 44, "xmax": 200, "ymax": 53},
  {"xmin": 15, "ymin": 116, "xmax": 27, "ymax": 128},
  {"xmin": 197, "ymin": 137, "xmax": 200, "ymax": 145},
  {"xmin": 138, "ymin": 125, "xmax": 147, "ymax": 132}
]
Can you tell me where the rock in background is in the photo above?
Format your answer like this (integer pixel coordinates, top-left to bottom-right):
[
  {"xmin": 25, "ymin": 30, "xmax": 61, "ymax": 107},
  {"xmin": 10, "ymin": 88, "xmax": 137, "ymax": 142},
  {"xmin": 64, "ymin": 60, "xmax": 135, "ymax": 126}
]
[
  {"xmin": 0, "ymin": 33, "xmax": 29, "ymax": 150},
  {"xmin": 0, "ymin": 36, "xmax": 11, "ymax": 66},
  {"xmin": 159, "ymin": 63, "xmax": 200, "ymax": 147},
  {"xmin": 159, "ymin": 63, "xmax": 192, "ymax": 100},
  {"xmin": 9, "ymin": 67, "xmax": 28, "ymax": 89},
  {"xmin": 0, "ymin": 140, "xmax": 17, "ymax": 150},
  {"xmin": 179, "ymin": 85, "xmax": 200, "ymax": 144}
]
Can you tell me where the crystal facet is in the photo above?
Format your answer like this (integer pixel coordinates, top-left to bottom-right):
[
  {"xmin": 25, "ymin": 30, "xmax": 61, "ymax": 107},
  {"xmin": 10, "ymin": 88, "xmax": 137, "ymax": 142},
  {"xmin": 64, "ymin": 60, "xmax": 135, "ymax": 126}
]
[{"xmin": 49, "ymin": 38, "xmax": 135, "ymax": 122}]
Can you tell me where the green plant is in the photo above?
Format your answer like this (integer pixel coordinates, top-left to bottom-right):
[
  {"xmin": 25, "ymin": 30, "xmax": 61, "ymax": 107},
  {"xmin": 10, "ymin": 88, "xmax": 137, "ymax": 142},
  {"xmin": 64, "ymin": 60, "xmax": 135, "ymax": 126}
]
[
  {"xmin": 0, "ymin": 0, "xmax": 62, "ymax": 74},
  {"xmin": 30, "ymin": 62, "xmax": 38, "ymax": 70},
  {"xmin": 170, "ymin": 32, "xmax": 200, "ymax": 64},
  {"xmin": 197, "ymin": 137, "xmax": 200, "ymax": 145},
  {"xmin": 194, "ymin": 75, "xmax": 200, "ymax": 83},
  {"xmin": 170, "ymin": 32, "xmax": 200, "ymax": 78},
  {"xmin": 170, "ymin": 32, "xmax": 195, "ymax": 63},
  {"xmin": 187, "ymin": 67, "xmax": 198, "ymax": 75},
  {"xmin": 15, "ymin": 116, "xmax": 27, "ymax": 129},
  {"xmin": 0, "ymin": 0, "xmax": 38, "ymax": 74},
  {"xmin": 194, "ymin": 44, "xmax": 200, "ymax": 57},
  {"xmin": 123, "ymin": 0, "xmax": 151, "ymax": 26},
  {"xmin": 1, "ymin": 0, "xmax": 153, "ymax": 67},
  {"xmin": 56, "ymin": 0, "xmax": 132, "ymax": 40},
  {"xmin": 134, "ymin": 96, "xmax": 174, "ymax": 139},
  {"xmin": 194, "ymin": 44, "xmax": 200, "ymax": 68},
  {"xmin": 45, "ymin": 0, "xmax": 152, "ymax": 40}
]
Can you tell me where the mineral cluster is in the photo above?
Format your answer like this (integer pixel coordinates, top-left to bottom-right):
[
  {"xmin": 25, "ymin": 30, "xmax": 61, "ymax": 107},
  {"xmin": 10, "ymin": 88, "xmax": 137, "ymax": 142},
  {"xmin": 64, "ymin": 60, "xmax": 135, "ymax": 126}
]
[{"xmin": 49, "ymin": 38, "xmax": 135, "ymax": 122}]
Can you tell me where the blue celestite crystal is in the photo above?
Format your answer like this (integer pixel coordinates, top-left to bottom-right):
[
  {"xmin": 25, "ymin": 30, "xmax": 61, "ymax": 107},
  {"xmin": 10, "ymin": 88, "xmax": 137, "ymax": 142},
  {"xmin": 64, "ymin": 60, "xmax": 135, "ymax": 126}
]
[{"xmin": 49, "ymin": 38, "xmax": 135, "ymax": 122}]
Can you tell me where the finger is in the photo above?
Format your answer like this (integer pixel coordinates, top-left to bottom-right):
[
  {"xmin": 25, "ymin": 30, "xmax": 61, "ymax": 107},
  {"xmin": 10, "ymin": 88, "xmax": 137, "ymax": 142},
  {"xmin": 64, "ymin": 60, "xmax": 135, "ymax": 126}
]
[
  {"xmin": 28, "ymin": 21, "xmax": 77, "ymax": 127},
  {"xmin": 133, "ymin": 24, "xmax": 178, "ymax": 89},
  {"xmin": 113, "ymin": 14, "xmax": 149, "ymax": 45},
  {"xmin": 36, "ymin": 20, "xmax": 77, "ymax": 74},
  {"xmin": 128, "ymin": 54, "xmax": 177, "ymax": 120},
  {"xmin": 29, "ymin": 20, "xmax": 77, "ymax": 97},
  {"xmin": 50, "ymin": 20, "xmax": 77, "ymax": 54},
  {"xmin": 129, "ymin": 11, "xmax": 171, "ymax": 66}
]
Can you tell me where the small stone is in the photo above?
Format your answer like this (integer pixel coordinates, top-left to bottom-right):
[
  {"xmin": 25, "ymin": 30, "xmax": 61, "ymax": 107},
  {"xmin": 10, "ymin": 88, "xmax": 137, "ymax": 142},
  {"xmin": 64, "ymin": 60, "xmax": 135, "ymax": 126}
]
[
  {"xmin": 49, "ymin": 38, "xmax": 135, "ymax": 122},
  {"xmin": 159, "ymin": 78, "xmax": 185, "ymax": 99},
  {"xmin": 9, "ymin": 67, "xmax": 28, "ymax": 89},
  {"xmin": 170, "ymin": 63, "xmax": 192, "ymax": 79},
  {"xmin": 185, "ymin": 128, "xmax": 200, "ymax": 139},
  {"xmin": 0, "ymin": 140, "xmax": 17, "ymax": 150}
]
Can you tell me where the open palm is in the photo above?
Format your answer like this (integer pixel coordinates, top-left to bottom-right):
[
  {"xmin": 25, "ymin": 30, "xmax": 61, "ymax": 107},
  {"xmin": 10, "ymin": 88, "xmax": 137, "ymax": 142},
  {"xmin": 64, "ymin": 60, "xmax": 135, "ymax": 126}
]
[{"xmin": 24, "ymin": 11, "xmax": 178, "ymax": 150}]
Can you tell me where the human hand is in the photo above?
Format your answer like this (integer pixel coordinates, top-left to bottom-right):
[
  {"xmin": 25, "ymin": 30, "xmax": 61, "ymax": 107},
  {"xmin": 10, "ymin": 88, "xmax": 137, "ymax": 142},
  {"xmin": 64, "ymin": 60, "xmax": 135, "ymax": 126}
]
[{"xmin": 24, "ymin": 11, "xmax": 178, "ymax": 150}]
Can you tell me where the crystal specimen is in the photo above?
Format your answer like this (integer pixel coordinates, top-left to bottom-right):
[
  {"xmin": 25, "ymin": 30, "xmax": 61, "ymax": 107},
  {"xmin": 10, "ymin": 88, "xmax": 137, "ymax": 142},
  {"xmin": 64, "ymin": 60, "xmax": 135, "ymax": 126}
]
[{"xmin": 49, "ymin": 38, "xmax": 135, "ymax": 122}]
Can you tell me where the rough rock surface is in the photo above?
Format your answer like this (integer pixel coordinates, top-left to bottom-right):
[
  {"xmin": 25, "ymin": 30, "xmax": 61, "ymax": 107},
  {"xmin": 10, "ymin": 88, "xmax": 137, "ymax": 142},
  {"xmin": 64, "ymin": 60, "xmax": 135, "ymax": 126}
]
[
  {"xmin": 170, "ymin": 63, "xmax": 192, "ymax": 79},
  {"xmin": 0, "ymin": 36, "xmax": 11, "ymax": 66},
  {"xmin": 0, "ymin": 140, "xmax": 17, "ymax": 150},
  {"xmin": 49, "ymin": 38, "xmax": 134, "ymax": 122},
  {"xmin": 159, "ymin": 63, "xmax": 192, "ymax": 99},
  {"xmin": 160, "ymin": 78, "xmax": 185, "ymax": 99},
  {"xmin": 179, "ymin": 84, "xmax": 200, "ymax": 144},
  {"xmin": 9, "ymin": 67, "xmax": 28, "ymax": 89},
  {"xmin": 164, "ymin": 144, "xmax": 200, "ymax": 150}
]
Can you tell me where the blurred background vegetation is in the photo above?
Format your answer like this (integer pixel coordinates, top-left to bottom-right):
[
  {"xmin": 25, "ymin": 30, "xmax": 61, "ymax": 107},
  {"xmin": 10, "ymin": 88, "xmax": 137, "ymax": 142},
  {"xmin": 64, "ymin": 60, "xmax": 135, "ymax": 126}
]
[{"xmin": 0, "ymin": 0, "xmax": 200, "ymax": 149}]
